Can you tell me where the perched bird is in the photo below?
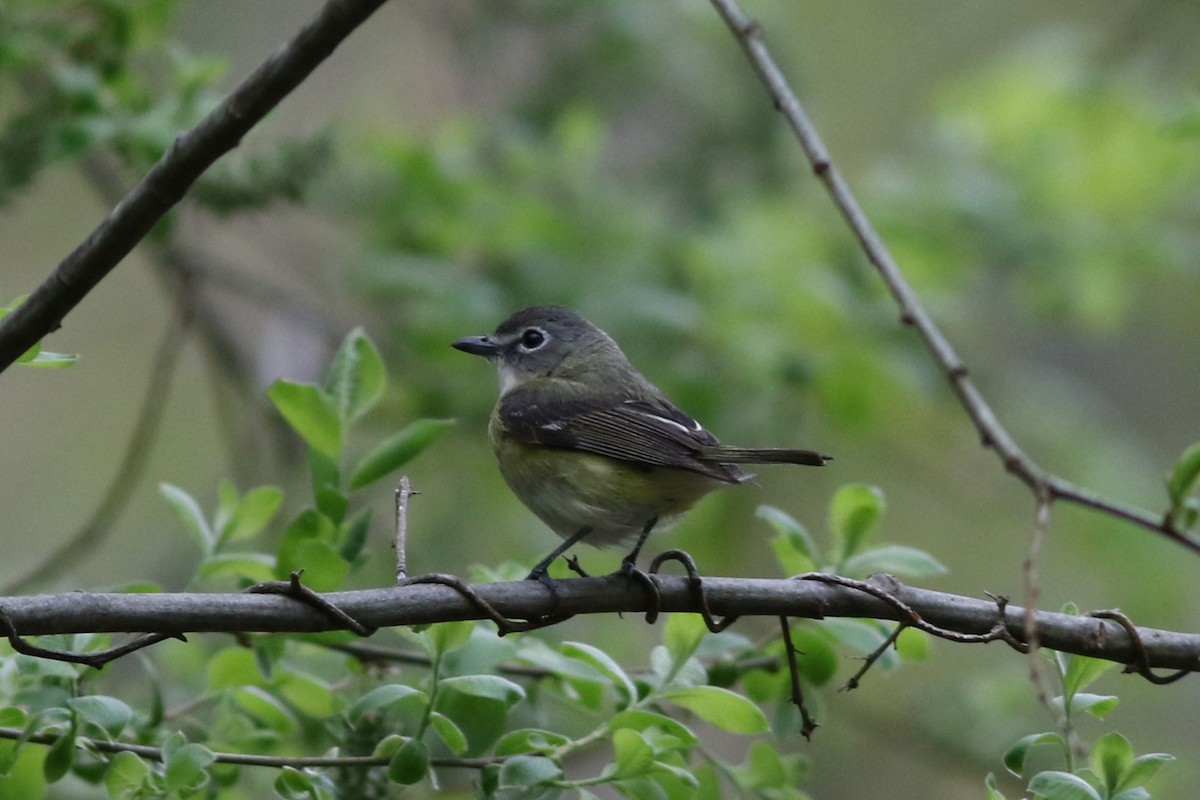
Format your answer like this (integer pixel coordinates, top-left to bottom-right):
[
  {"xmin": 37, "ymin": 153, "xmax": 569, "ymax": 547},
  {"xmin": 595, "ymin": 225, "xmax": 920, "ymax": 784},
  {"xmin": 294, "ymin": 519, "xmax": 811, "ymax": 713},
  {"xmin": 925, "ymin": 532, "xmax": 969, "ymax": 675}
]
[{"xmin": 452, "ymin": 305, "xmax": 831, "ymax": 582}]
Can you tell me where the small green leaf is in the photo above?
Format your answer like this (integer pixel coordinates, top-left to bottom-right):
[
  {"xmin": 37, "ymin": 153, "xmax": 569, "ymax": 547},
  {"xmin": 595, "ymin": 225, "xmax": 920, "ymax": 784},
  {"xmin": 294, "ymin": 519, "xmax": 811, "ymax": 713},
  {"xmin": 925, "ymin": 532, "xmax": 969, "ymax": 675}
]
[
  {"xmin": 277, "ymin": 671, "xmax": 337, "ymax": 718},
  {"xmin": 1004, "ymin": 732, "xmax": 1068, "ymax": 776},
  {"xmin": 349, "ymin": 419, "xmax": 456, "ymax": 489},
  {"xmin": 197, "ymin": 553, "xmax": 276, "ymax": 583},
  {"xmin": 658, "ymin": 686, "xmax": 767, "ymax": 733},
  {"xmin": 663, "ymin": 613, "xmax": 708, "ymax": 665},
  {"xmin": 895, "ymin": 627, "xmax": 930, "ymax": 662},
  {"xmin": 758, "ymin": 505, "xmax": 819, "ymax": 573},
  {"xmin": 338, "ymin": 507, "xmax": 372, "ymax": 562},
  {"xmin": 429, "ymin": 712, "xmax": 468, "ymax": 755},
  {"xmin": 218, "ymin": 486, "xmax": 284, "ymax": 545},
  {"xmin": 66, "ymin": 696, "xmax": 132, "ymax": 738},
  {"xmin": 842, "ymin": 544, "xmax": 947, "ymax": 579},
  {"xmin": 1091, "ymin": 732, "xmax": 1134, "ymax": 793},
  {"xmin": 159, "ymin": 483, "xmax": 213, "ymax": 554},
  {"xmin": 1116, "ymin": 753, "xmax": 1174, "ymax": 794},
  {"xmin": 274, "ymin": 766, "xmax": 313, "ymax": 799},
  {"xmin": 233, "ymin": 686, "xmax": 297, "ymax": 734},
  {"xmin": 438, "ymin": 675, "xmax": 525, "ymax": 708},
  {"xmin": 608, "ymin": 710, "xmax": 699, "ymax": 747},
  {"xmin": 1062, "ymin": 692, "xmax": 1118, "ymax": 719},
  {"xmin": 610, "ymin": 728, "xmax": 655, "ymax": 779},
  {"xmin": 984, "ymin": 772, "xmax": 1008, "ymax": 800},
  {"xmin": 1062, "ymin": 654, "xmax": 1116, "ymax": 699},
  {"xmin": 207, "ymin": 647, "xmax": 263, "ymax": 689},
  {"xmin": 267, "ymin": 380, "xmax": 342, "ymax": 461},
  {"xmin": 105, "ymin": 751, "xmax": 151, "ymax": 797},
  {"xmin": 42, "ymin": 722, "xmax": 75, "ymax": 783},
  {"xmin": 163, "ymin": 743, "xmax": 215, "ymax": 792},
  {"xmin": 1166, "ymin": 442, "xmax": 1200, "ymax": 506},
  {"xmin": 387, "ymin": 738, "xmax": 429, "ymax": 785},
  {"xmin": 25, "ymin": 350, "xmax": 78, "ymax": 368},
  {"xmin": 430, "ymin": 620, "xmax": 475, "ymax": 654},
  {"xmin": 1026, "ymin": 770, "xmax": 1102, "ymax": 800},
  {"xmin": 561, "ymin": 641, "xmax": 637, "ymax": 705},
  {"xmin": 325, "ymin": 328, "xmax": 387, "ymax": 426},
  {"xmin": 348, "ymin": 685, "xmax": 426, "ymax": 725},
  {"xmin": 787, "ymin": 625, "xmax": 839, "ymax": 686},
  {"xmin": 497, "ymin": 755, "xmax": 562, "ymax": 788},
  {"xmin": 829, "ymin": 484, "xmax": 885, "ymax": 560},
  {"xmin": 494, "ymin": 728, "xmax": 572, "ymax": 756}
]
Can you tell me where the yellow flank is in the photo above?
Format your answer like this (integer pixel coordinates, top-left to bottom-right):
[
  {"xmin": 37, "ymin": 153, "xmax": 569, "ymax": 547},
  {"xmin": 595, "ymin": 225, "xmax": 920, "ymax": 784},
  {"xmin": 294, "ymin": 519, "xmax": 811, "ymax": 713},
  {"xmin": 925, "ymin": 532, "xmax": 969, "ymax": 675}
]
[{"xmin": 490, "ymin": 419, "xmax": 720, "ymax": 547}]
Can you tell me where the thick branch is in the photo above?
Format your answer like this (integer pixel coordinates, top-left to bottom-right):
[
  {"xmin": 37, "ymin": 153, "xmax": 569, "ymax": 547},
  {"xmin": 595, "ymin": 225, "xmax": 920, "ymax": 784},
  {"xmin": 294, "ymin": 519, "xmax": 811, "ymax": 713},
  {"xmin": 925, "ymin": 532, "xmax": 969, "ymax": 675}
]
[
  {"xmin": 707, "ymin": 0, "xmax": 1198, "ymax": 554},
  {"xmin": 0, "ymin": 0, "xmax": 389, "ymax": 375},
  {"xmin": 1, "ymin": 576, "xmax": 1196, "ymax": 672}
]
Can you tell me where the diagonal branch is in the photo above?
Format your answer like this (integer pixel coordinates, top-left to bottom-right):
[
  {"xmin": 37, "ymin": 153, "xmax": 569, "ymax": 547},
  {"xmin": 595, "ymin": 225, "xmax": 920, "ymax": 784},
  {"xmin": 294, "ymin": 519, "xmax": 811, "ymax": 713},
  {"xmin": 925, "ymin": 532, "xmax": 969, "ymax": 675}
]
[
  {"xmin": 0, "ymin": 0, "xmax": 390, "ymax": 375},
  {"xmin": 707, "ymin": 0, "xmax": 1198, "ymax": 555},
  {"xmin": 0, "ymin": 575, "xmax": 1196, "ymax": 673}
]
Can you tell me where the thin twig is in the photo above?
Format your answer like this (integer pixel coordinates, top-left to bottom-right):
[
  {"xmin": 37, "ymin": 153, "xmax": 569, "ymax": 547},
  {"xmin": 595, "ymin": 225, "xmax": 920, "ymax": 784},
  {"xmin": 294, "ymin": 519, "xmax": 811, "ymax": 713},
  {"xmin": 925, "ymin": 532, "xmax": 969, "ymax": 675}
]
[
  {"xmin": 779, "ymin": 617, "xmax": 818, "ymax": 739},
  {"xmin": 1025, "ymin": 492, "xmax": 1055, "ymax": 715},
  {"xmin": 395, "ymin": 477, "xmax": 414, "ymax": 583},
  {"xmin": 0, "ymin": 0, "xmax": 390, "ymax": 374},
  {"xmin": 706, "ymin": 0, "xmax": 1199, "ymax": 556}
]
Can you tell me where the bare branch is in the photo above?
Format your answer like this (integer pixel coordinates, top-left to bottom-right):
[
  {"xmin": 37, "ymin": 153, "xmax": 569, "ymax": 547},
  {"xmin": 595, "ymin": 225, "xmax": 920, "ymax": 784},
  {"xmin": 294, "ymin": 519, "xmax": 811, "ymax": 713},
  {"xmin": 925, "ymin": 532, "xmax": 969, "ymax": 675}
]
[
  {"xmin": 0, "ymin": 0, "xmax": 389, "ymax": 375},
  {"xmin": 0, "ymin": 575, "xmax": 1196, "ymax": 673},
  {"xmin": 706, "ymin": 0, "xmax": 1198, "ymax": 555}
]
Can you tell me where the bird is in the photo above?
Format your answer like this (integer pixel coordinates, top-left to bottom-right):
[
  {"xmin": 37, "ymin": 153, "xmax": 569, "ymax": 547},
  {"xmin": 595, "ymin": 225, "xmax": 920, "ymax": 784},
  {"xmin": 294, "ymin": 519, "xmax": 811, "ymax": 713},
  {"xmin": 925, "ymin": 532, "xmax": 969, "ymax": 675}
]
[{"xmin": 452, "ymin": 305, "xmax": 831, "ymax": 583}]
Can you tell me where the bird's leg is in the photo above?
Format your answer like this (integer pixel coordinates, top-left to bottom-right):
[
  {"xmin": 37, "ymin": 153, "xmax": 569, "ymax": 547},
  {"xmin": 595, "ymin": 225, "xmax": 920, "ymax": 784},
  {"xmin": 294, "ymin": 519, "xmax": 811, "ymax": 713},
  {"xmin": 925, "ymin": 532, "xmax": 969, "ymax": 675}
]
[
  {"xmin": 619, "ymin": 516, "xmax": 658, "ymax": 575},
  {"xmin": 614, "ymin": 517, "xmax": 661, "ymax": 613},
  {"xmin": 526, "ymin": 526, "xmax": 593, "ymax": 597}
]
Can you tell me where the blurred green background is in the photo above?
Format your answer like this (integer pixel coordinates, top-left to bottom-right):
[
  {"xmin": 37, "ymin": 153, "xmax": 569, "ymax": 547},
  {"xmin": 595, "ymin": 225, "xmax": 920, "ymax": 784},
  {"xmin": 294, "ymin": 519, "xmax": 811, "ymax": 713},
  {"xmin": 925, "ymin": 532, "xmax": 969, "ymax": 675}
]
[{"xmin": 2, "ymin": 0, "xmax": 1199, "ymax": 797}]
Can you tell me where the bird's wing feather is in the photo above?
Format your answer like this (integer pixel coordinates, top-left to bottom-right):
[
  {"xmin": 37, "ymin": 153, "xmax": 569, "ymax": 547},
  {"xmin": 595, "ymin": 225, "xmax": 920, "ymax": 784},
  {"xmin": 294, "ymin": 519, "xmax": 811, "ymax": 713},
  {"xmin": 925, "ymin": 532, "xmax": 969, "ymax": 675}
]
[{"xmin": 498, "ymin": 392, "xmax": 744, "ymax": 483}]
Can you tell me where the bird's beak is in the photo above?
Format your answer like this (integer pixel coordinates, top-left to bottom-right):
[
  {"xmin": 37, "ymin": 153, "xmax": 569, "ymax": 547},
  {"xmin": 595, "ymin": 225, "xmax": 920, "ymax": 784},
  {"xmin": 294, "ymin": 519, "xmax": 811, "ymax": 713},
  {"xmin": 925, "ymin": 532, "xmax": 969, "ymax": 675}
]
[{"xmin": 451, "ymin": 335, "xmax": 501, "ymax": 357}]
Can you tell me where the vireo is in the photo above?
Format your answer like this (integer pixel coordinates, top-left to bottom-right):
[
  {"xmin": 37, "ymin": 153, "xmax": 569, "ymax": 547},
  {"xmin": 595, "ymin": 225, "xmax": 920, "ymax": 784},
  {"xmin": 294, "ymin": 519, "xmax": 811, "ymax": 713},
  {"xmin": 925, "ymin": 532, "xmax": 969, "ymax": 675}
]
[{"xmin": 452, "ymin": 305, "xmax": 831, "ymax": 582}]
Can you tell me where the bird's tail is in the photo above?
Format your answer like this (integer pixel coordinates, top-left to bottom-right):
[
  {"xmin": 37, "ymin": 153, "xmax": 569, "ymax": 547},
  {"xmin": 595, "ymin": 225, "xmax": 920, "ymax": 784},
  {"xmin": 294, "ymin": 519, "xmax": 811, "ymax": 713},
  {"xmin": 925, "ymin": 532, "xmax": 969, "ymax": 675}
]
[{"xmin": 699, "ymin": 446, "xmax": 832, "ymax": 467}]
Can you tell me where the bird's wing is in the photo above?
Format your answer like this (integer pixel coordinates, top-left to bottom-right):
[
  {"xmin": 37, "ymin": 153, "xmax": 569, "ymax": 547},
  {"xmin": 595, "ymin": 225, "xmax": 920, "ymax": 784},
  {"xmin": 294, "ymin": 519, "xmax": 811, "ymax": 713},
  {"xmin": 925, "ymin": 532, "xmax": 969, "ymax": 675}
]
[{"xmin": 497, "ymin": 392, "xmax": 745, "ymax": 483}]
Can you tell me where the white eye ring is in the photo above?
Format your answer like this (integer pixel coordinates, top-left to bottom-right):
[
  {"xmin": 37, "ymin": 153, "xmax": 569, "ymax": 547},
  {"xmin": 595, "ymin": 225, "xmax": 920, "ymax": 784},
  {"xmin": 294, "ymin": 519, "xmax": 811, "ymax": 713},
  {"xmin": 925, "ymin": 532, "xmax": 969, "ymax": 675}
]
[{"xmin": 517, "ymin": 327, "xmax": 549, "ymax": 352}]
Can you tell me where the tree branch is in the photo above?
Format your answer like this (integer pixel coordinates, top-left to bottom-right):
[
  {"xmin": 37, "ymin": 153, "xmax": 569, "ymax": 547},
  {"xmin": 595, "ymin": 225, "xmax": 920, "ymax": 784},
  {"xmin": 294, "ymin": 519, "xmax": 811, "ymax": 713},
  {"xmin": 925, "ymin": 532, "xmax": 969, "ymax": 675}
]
[
  {"xmin": 707, "ymin": 0, "xmax": 1199, "ymax": 555},
  {"xmin": 0, "ymin": 0, "xmax": 389, "ymax": 375},
  {"xmin": 0, "ymin": 575, "xmax": 1196, "ymax": 673}
]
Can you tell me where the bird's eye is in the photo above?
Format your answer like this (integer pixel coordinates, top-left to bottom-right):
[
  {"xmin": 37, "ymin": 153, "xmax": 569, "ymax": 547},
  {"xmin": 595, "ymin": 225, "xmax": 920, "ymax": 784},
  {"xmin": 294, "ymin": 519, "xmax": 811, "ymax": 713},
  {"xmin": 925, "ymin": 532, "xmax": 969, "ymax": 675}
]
[{"xmin": 519, "ymin": 328, "xmax": 547, "ymax": 350}]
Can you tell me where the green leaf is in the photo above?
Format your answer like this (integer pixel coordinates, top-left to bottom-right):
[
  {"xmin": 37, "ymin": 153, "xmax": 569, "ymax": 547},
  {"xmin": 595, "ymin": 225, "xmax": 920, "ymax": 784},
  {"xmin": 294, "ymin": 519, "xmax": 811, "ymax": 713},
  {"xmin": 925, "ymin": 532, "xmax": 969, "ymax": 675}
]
[
  {"xmin": 658, "ymin": 686, "xmax": 767, "ymax": 733},
  {"xmin": 1004, "ymin": 732, "xmax": 1068, "ymax": 776},
  {"xmin": 841, "ymin": 544, "xmax": 946, "ymax": 579},
  {"xmin": 895, "ymin": 627, "xmax": 930, "ymax": 661},
  {"xmin": 217, "ymin": 486, "xmax": 284, "ymax": 545},
  {"xmin": 829, "ymin": 484, "xmax": 885, "ymax": 560},
  {"xmin": 325, "ymin": 328, "xmax": 387, "ymax": 426},
  {"xmin": 438, "ymin": 675, "xmax": 525, "ymax": 707},
  {"xmin": 233, "ymin": 686, "xmax": 298, "ymax": 734},
  {"xmin": 207, "ymin": 647, "xmax": 263, "ymax": 690},
  {"xmin": 163, "ymin": 743, "xmax": 214, "ymax": 793},
  {"xmin": 66, "ymin": 696, "xmax": 132, "ymax": 738},
  {"xmin": 348, "ymin": 684, "xmax": 427, "ymax": 726},
  {"xmin": 159, "ymin": 483, "xmax": 213, "ymax": 554},
  {"xmin": 42, "ymin": 722, "xmax": 75, "ymax": 783},
  {"xmin": 610, "ymin": 729, "xmax": 656, "ymax": 779},
  {"xmin": 608, "ymin": 709, "xmax": 699, "ymax": 748},
  {"xmin": 105, "ymin": 751, "xmax": 151, "ymax": 798},
  {"xmin": 1061, "ymin": 654, "xmax": 1116, "ymax": 700},
  {"xmin": 430, "ymin": 620, "xmax": 475, "ymax": 654},
  {"xmin": 267, "ymin": 380, "xmax": 342, "ymax": 461},
  {"xmin": 497, "ymin": 755, "xmax": 562, "ymax": 788},
  {"xmin": 663, "ymin": 613, "xmax": 708, "ymax": 665},
  {"xmin": 274, "ymin": 766, "xmax": 313, "ymax": 799},
  {"xmin": 494, "ymin": 728, "xmax": 572, "ymax": 757},
  {"xmin": 758, "ymin": 505, "xmax": 819, "ymax": 573},
  {"xmin": 338, "ymin": 507, "xmax": 373, "ymax": 563},
  {"xmin": 429, "ymin": 712, "xmax": 468, "ymax": 755},
  {"xmin": 197, "ymin": 553, "xmax": 276, "ymax": 583},
  {"xmin": 1166, "ymin": 442, "xmax": 1200, "ymax": 506},
  {"xmin": 561, "ymin": 641, "xmax": 637, "ymax": 705},
  {"xmin": 349, "ymin": 419, "xmax": 456, "ymax": 489},
  {"xmin": 1116, "ymin": 753, "xmax": 1174, "ymax": 794},
  {"xmin": 277, "ymin": 671, "xmax": 337, "ymax": 718},
  {"xmin": 1026, "ymin": 770, "xmax": 1102, "ymax": 800},
  {"xmin": 1091, "ymin": 732, "xmax": 1133, "ymax": 793},
  {"xmin": 788, "ymin": 625, "xmax": 839, "ymax": 686},
  {"xmin": 984, "ymin": 772, "xmax": 1008, "ymax": 800},
  {"xmin": 387, "ymin": 738, "xmax": 429, "ymax": 785},
  {"xmin": 25, "ymin": 350, "xmax": 78, "ymax": 368},
  {"xmin": 1060, "ymin": 692, "xmax": 1118, "ymax": 719}
]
